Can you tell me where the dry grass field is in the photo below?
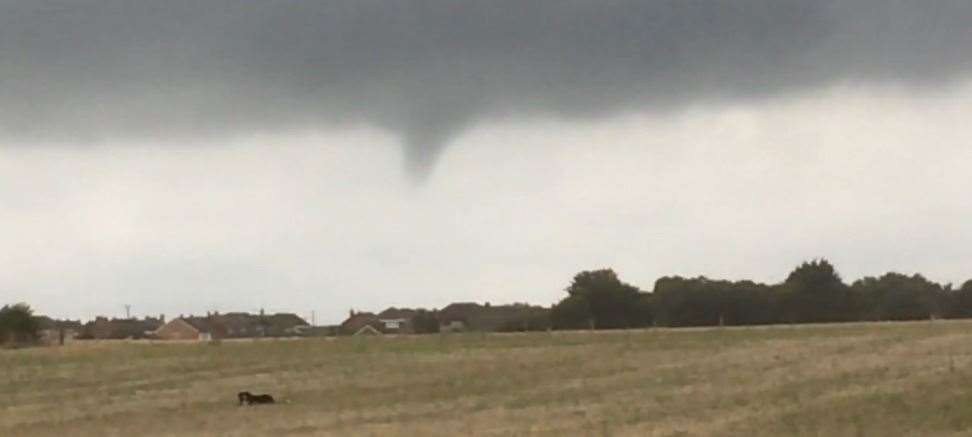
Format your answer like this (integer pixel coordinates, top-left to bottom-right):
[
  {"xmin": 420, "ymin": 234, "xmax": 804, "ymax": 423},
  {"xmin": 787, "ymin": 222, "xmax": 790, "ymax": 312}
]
[{"xmin": 4, "ymin": 321, "xmax": 972, "ymax": 436}]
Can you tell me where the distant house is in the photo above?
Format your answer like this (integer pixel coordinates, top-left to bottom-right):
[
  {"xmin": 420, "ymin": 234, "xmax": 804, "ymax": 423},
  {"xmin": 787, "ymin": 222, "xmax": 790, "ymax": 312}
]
[
  {"xmin": 266, "ymin": 313, "xmax": 311, "ymax": 336},
  {"xmin": 219, "ymin": 312, "xmax": 260, "ymax": 338},
  {"xmin": 340, "ymin": 311, "xmax": 383, "ymax": 336},
  {"xmin": 377, "ymin": 307, "xmax": 418, "ymax": 334},
  {"xmin": 78, "ymin": 316, "xmax": 164, "ymax": 340},
  {"xmin": 437, "ymin": 302, "xmax": 484, "ymax": 332},
  {"xmin": 34, "ymin": 316, "xmax": 82, "ymax": 345},
  {"xmin": 219, "ymin": 311, "xmax": 274, "ymax": 338},
  {"xmin": 226, "ymin": 311, "xmax": 308, "ymax": 337},
  {"xmin": 438, "ymin": 302, "xmax": 550, "ymax": 332},
  {"xmin": 154, "ymin": 311, "xmax": 309, "ymax": 340},
  {"xmin": 353, "ymin": 324, "xmax": 382, "ymax": 336},
  {"xmin": 155, "ymin": 316, "xmax": 228, "ymax": 341}
]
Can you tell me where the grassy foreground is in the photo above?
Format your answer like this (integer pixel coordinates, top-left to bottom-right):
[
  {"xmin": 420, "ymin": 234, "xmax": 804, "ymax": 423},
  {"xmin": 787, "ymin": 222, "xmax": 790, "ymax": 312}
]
[{"xmin": 3, "ymin": 321, "xmax": 972, "ymax": 436}]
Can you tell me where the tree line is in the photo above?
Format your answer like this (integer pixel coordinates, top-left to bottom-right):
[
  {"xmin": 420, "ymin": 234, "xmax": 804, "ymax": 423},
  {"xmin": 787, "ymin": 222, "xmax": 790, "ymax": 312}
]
[
  {"xmin": 552, "ymin": 259, "xmax": 972, "ymax": 329},
  {"xmin": 5, "ymin": 259, "xmax": 971, "ymax": 346}
]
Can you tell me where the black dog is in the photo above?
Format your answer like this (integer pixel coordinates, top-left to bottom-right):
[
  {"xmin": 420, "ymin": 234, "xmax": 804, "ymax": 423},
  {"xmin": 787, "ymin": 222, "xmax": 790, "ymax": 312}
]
[{"xmin": 238, "ymin": 391, "xmax": 275, "ymax": 406}]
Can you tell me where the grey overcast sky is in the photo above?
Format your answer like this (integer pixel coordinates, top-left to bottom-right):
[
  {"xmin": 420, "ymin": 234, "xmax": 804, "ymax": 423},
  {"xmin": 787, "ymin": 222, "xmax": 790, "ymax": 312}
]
[{"xmin": 1, "ymin": 1, "xmax": 971, "ymax": 323}]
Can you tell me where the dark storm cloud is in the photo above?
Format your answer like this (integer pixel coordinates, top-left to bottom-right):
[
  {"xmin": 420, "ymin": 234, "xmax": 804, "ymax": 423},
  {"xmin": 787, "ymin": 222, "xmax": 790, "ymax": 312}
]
[{"xmin": 1, "ymin": 0, "xmax": 970, "ymax": 176}]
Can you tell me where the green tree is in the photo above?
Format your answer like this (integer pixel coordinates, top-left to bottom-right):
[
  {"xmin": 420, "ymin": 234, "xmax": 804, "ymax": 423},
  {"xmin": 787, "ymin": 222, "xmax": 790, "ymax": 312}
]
[
  {"xmin": 851, "ymin": 273, "xmax": 942, "ymax": 321},
  {"xmin": 552, "ymin": 269, "xmax": 646, "ymax": 329},
  {"xmin": 652, "ymin": 277, "xmax": 780, "ymax": 327},
  {"xmin": 780, "ymin": 259, "xmax": 853, "ymax": 323},
  {"xmin": 725, "ymin": 280, "xmax": 781, "ymax": 326},
  {"xmin": 944, "ymin": 280, "xmax": 972, "ymax": 319},
  {"xmin": 0, "ymin": 303, "xmax": 40, "ymax": 346},
  {"xmin": 633, "ymin": 292, "xmax": 655, "ymax": 327},
  {"xmin": 653, "ymin": 276, "xmax": 725, "ymax": 327},
  {"xmin": 551, "ymin": 294, "xmax": 592, "ymax": 329}
]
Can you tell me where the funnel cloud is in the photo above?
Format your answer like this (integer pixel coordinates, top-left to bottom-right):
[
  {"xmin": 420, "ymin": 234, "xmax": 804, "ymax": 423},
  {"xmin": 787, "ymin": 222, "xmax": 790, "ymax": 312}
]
[{"xmin": 1, "ymin": 1, "xmax": 971, "ymax": 177}]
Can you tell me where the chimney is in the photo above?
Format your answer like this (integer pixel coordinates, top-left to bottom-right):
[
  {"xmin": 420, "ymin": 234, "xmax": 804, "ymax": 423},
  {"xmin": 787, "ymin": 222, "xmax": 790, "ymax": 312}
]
[{"xmin": 260, "ymin": 308, "xmax": 265, "ymax": 317}]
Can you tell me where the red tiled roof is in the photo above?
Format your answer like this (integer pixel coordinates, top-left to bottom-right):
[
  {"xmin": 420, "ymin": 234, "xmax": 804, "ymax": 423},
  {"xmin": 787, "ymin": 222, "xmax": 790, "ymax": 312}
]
[{"xmin": 378, "ymin": 307, "xmax": 418, "ymax": 320}]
